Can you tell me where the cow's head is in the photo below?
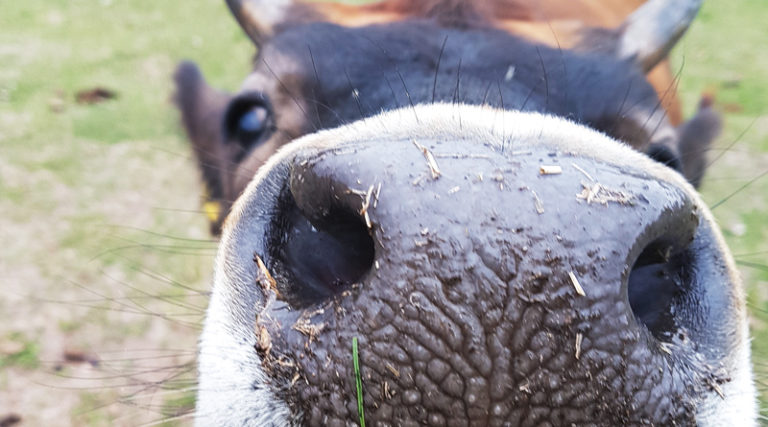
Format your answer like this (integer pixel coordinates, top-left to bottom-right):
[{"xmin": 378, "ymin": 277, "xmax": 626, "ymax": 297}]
[{"xmin": 176, "ymin": 0, "xmax": 755, "ymax": 424}]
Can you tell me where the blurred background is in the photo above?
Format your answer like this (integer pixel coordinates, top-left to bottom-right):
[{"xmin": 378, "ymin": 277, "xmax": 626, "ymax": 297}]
[{"xmin": 0, "ymin": 0, "xmax": 766, "ymax": 425}]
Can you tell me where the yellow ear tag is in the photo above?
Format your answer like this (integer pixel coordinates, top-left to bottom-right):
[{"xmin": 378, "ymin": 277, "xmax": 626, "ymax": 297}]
[{"xmin": 203, "ymin": 200, "xmax": 221, "ymax": 223}]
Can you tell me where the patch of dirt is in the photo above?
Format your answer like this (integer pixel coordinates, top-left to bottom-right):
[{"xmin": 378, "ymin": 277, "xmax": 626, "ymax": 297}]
[
  {"xmin": 0, "ymin": 138, "xmax": 210, "ymax": 426},
  {"xmin": 75, "ymin": 87, "xmax": 117, "ymax": 105}
]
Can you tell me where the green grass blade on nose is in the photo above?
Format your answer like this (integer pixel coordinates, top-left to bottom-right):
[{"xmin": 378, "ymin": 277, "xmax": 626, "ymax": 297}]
[{"xmin": 353, "ymin": 337, "xmax": 366, "ymax": 427}]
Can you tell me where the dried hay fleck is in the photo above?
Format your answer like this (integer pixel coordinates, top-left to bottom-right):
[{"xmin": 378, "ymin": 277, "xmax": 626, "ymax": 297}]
[
  {"xmin": 531, "ymin": 190, "xmax": 544, "ymax": 214},
  {"xmin": 575, "ymin": 333, "xmax": 583, "ymax": 360},
  {"xmin": 569, "ymin": 271, "xmax": 586, "ymax": 296},
  {"xmin": 539, "ymin": 165, "xmax": 562, "ymax": 175},
  {"xmin": 254, "ymin": 254, "xmax": 278, "ymax": 294},
  {"xmin": 577, "ymin": 182, "xmax": 635, "ymax": 206},
  {"xmin": 412, "ymin": 140, "xmax": 442, "ymax": 179},
  {"xmin": 571, "ymin": 162, "xmax": 594, "ymax": 182},
  {"xmin": 385, "ymin": 363, "xmax": 401, "ymax": 378},
  {"xmin": 359, "ymin": 184, "xmax": 375, "ymax": 229}
]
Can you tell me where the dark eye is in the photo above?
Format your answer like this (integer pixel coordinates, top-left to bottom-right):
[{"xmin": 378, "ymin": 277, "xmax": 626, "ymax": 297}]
[
  {"xmin": 236, "ymin": 106, "xmax": 269, "ymax": 143},
  {"xmin": 224, "ymin": 93, "xmax": 273, "ymax": 151}
]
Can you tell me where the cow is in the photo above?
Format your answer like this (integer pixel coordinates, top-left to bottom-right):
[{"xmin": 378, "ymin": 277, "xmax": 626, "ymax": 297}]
[{"xmin": 174, "ymin": 0, "xmax": 756, "ymax": 424}]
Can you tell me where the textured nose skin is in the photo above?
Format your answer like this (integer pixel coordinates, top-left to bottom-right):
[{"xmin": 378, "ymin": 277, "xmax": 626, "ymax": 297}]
[
  {"xmin": 266, "ymin": 137, "xmax": 704, "ymax": 425},
  {"xmin": 218, "ymin": 128, "xmax": 739, "ymax": 425},
  {"xmin": 240, "ymin": 138, "xmax": 696, "ymax": 424},
  {"xmin": 196, "ymin": 107, "xmax": 753, "ymax": 426}
]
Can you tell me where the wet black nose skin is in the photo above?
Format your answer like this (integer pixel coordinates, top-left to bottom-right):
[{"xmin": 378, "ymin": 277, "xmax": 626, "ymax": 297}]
[{"xmin": 228, "ymin": 137, "xmax": 736, "ymax": 425}]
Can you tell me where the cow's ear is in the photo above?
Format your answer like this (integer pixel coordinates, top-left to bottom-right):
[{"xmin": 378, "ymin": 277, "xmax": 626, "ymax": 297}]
[
  {"xmin": 174, "ymin": 61, "xmax": 233, "ymax": 235},
  {"xmin": 612, "ymin": 0, "xmax": 703, "ymax": 73},
  {"xmin": 225, "ymin": 0, "xmax": 380, "ymax": 46},
  {"xmin": 492, "ymin": 0, "xmax": 702, "ymax": 74},
  {"xmin": 677, "ymin": 95, "xmax": 722, "ymax": 189},
  {"xmin": 226, "ymin": 0, "xmax": 307, "ymax": 46},
  {"xmin": 641, "ymin": 95, "xmax": 721, "ymax": 189}
]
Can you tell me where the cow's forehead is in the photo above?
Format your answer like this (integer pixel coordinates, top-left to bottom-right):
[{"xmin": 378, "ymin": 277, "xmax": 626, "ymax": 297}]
[
  {"xmin": 246, "ymin": 21, "xmax": 518, "ymax": 102},
  {"xmin": 251, "ymin": 20, "xmax": 581, "ymax": 91},
  {"xmin": 242, "ymin": 20, "xmax": 656, "ymax": 132}
]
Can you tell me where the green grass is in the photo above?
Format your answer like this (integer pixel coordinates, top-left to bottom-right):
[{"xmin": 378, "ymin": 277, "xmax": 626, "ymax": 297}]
[
  {"xmin": 0, "ymin": 0, "xmax": 766, "ymax": 425},
  {"xmin": 0, "ymin": 1, "xmax": 234, "ymax": 425},
  {"xmin": 353, "ymin": 337, "xmax": 366, "ymax": 427},
  {"xmin": 0, "ymin": 334, "xmax": 40, "ymax": 370},
  {"xmin": 673, "ymin": 0, "xmax": 768, "ymax": 410}
]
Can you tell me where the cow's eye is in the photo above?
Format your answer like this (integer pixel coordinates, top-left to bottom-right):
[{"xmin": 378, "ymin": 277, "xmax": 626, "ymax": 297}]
[
  {"xmin": 224, "ymin": 93, "xmax": 273, "ymax": 151},
  {"xmin": 236, "ymin": 106, "xmax": 269, "ymax": 143}
]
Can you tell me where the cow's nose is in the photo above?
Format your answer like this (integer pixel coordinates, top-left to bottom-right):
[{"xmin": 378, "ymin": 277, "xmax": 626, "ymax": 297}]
[
  {"xmin": 267, "ymin": 136, "xmax": 704, "ymax": 338},
  {"xmin": 229, "ymin": 133, "xmax": 735, "ymax": 422}
]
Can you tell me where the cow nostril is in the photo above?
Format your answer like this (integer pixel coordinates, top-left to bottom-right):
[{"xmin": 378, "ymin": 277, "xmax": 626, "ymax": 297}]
[
  {"xmin": 627, "ymin": 236, "xmax": 695, "ymax": 342},
  {"xmin": 269, "ymin": 193, "xmax": 375, "ymax": 307}
]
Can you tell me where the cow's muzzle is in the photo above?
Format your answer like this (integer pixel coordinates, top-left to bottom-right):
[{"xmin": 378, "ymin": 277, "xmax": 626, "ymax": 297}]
[{"xmin": 207, "ymin": 108, "xmax": 750, "ymax": 424}]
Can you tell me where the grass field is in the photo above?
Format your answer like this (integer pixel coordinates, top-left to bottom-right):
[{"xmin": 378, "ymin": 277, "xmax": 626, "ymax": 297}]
[{"xmin": 1, "ymin": 0, "xmax": 766, "ymax": 425}]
